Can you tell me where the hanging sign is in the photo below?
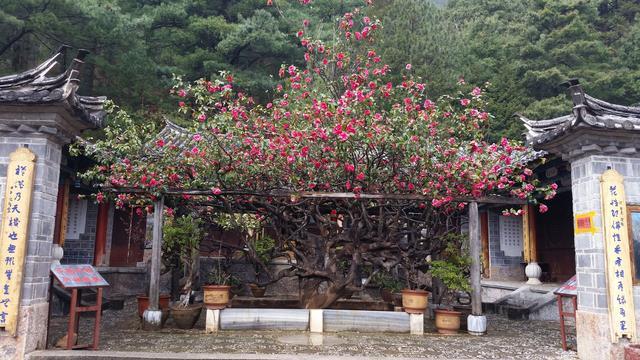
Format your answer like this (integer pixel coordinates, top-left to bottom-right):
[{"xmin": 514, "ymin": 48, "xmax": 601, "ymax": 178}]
[
  {"xmin": 600, "ymin": 169, "xmax": 636, "ymax": 342},
  {"xmin": 0, "ymin": 147, "xmax": 36, "ymax": 336}
]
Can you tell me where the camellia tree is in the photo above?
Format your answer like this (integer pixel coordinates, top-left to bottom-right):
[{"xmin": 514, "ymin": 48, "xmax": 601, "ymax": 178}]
[{"xmin": 77, "ymin": 2, "xmax": 556, "ymax": 308}]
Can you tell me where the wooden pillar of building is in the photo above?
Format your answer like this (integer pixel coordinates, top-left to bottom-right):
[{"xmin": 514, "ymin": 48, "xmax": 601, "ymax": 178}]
[
  {"xmin": 93, "ymin": 202, "xmax": 110, "ymax": 266},
  {"xmin": 468, "ymin": 201, "xmax": 487, "ymax": 335},
  {"xmin": 522, "ymin": 204, "xmax": 541, "ymax": 284},
  {"xmin": 480, "ymin": 212, "xmax": 490, "ymax": 278},
  {"xmin": 142, "ymin": 196, "xmax": 164, "ymax": 330}
]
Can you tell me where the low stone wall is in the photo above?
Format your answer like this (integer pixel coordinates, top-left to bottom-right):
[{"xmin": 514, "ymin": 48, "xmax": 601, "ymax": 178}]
[{"xmin": 207, "ymin": 308, "xmax": 422, "ymax": 335}]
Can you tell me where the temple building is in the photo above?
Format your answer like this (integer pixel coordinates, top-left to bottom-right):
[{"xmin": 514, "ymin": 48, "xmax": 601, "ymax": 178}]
[
  {"xmin": 0, "ymin": 46, "xmax": 105, "ymax": 358},
  {"xmin": 518, "ymin": 79, "xmax": 640, "ymax": 359}
]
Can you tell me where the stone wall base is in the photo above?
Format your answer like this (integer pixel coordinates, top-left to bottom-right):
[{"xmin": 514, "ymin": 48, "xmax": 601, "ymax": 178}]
[
  {"xmin": 0, "ymin": 302, "xmax": 49, "ymax": 359},
  {"xmin": 489, "ymin": 265, "xmax": 525, "ymax": 281},
  {"xmin": 576, "ymin": 310, "xmax": 627, "ymax": 360}
]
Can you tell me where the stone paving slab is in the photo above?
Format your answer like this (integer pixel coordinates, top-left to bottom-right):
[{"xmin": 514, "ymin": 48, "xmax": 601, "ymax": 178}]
[{"xmin": 44, "ymin": 298, "xmax": 578, "ymax": 360}]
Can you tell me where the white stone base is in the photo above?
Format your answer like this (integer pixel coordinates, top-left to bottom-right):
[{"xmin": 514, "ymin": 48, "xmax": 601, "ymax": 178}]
[
  {"xmin": 467, "ymin": 315, "xmax": 487, "ymax": 335},
  {"xmin": 309, "ymin": 309, "xmax": 323, "ymax": 333},
  {"xmin": 409, "ymin": 313, "xmax": 424, "ymax": 335},
  {"xmin": 142, "ymin": 309, "xmax": 163, "ymax": 331},
  {"xmin": 205, "ymin": 309, "xmax": 220, "ymax": 333}
]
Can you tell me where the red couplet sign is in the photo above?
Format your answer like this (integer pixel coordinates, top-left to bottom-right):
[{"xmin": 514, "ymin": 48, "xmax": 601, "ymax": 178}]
[{"xmin": 51, "ymin": 265, "xmax": 109, "ymax": 288}]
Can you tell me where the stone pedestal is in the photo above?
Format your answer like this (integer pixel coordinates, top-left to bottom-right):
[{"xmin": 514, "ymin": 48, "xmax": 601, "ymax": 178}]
[{"xmin": 525, "ymin": 262, "xmax": 542, "ymax": 285}]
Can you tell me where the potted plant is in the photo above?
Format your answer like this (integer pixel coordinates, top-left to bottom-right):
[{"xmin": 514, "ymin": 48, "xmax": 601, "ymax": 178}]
[
  {"xmin": 429, "ymin": 237, "xmax": 471, "ymax": 334},
  {"xmin": 400, "ymin": 253, "xmax": 430, "ymax": 314},
  {"xmin": 164, "ymin": 215, "xmax": 204, "ymax": 329},
  {"xmin": 203, "ymin": 261, "xmax": 232, "ymax": 309},
  {"xmin": 248, "ymin": 234, "xmax": 275, "ymax": 297},
  {"xmin": 372, "ymin": 271, "xmax": 403, "ymax": 306}
]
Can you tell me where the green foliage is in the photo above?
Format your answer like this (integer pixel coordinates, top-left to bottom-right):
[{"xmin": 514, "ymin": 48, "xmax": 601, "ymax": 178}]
[
  {"xmin": 371, "ymin": 271, "xmax": 404, "ymax": 293},
  {"xmin": 205, "ymin": 263, "xmax": 231, "ymax": 286},
  {"xmin": 429, "ymin": 234, "xmax": 471, "ymax": 293},
  {"xmin": 4, "ymin": 0, "xmax": 640, "ymax": 141},
  {"xmin": 163, "ymin": 214, "xmax": 203, "ymax": 264},
  {"xmin": 253, "ymin": 235, "xmax": 275, "ymax": 266}
]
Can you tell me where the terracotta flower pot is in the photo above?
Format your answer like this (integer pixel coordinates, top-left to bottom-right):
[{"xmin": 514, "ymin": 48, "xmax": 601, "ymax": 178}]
[
  {"xmin": 434, "ymin": 309, "xmax": 462, "ymax": 334},
  {"xmin": 249, "ymin": 283, "xmax": 266, "ymax": 298},
  {"xmin": 626, "ymin": 344, "xmax": 640, "ymax": 360},
  {"xmin": 203, "ymin": 285, "xmax": 231, "ymax": 309},
  {"xmin": 170, "ymin": 303, "xmax": 202, "ymax": 329},
  {"xmin": 381, "ymin": 289, "xmax": 393, "ymax": 303},
  {"xmin": 137, "ymin": 294, "xmax": 171, "ymax": 317},
  {"xmin": 401, "ymin": 289, "xmax": 429, "ymax": 314}
]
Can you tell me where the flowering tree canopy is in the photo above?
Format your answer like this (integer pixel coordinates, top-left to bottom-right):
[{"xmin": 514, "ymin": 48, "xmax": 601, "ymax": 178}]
[{"xmin": 77, "ymin": 3, "xmax": 556, "ymax": 308}]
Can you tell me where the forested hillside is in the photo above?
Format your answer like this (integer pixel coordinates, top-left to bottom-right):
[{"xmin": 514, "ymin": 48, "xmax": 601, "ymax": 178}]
[{"xmin": 1, "ymin": 0, "xmax": 639, "ymax": 140}]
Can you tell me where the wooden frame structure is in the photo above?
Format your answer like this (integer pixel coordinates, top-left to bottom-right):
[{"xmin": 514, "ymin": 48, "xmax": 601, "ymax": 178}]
[{"xmin": 103, "ymin": 187, "xmax": 526, "ymax": 331}]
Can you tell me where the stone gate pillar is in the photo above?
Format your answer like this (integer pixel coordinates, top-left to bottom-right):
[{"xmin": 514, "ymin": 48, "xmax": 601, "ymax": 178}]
[
  {"xmin": 520, "ymin": 79, "xmax": 640, "ymax": 359},
  {"xmin": 0, "ymin": 48, "xmax": 104, "ymax": 358}
]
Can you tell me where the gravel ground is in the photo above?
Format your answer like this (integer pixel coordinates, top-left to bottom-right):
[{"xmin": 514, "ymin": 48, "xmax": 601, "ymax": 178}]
[{"xmin": 47, "ymin": 298, "xmax": 578, "ymax": 359}]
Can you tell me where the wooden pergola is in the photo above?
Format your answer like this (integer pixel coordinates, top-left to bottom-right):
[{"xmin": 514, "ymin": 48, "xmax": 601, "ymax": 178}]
[{"xmin": 109, "ymin": 187, "xmax": 526, "ymax": 333}]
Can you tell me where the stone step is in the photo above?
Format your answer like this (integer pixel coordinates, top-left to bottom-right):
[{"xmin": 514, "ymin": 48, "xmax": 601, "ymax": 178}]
[{"xmin": 28, "ymin": 351, "xmax": 425, "ymax": 360}]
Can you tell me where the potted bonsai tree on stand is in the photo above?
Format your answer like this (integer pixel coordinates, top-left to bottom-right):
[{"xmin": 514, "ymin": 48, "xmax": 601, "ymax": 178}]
[
  {"xmin": 401, "ymin": 256, "xmax": 430, "ymax": 314},
  {"xmin": 429, "ymin": 235, "xmax": 471, "ymax": 334},
  {"xmin": 203, "ymin": 259, "xmax": 232, "ymax": 309},
  {"xmin": 164, "ymin": 214, "xmax": 204, "ymax": 329},
  {"xmin": 247, "ymin": 234, "xmax": 275, "ymax": 297}
]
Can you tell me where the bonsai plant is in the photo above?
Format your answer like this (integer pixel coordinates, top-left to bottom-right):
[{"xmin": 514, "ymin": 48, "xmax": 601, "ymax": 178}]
[
  {"xmin": 202, "ymin": 260, "xmax": 232, "ymax": 309},
  {"xmin": 247, "ymin": 234, "xmax": 275, "ymax": 297},
  {"xmin": 399, "ymin": 250, "xmax": 430, "ymax": 314},
  {"xmin": 163, "ymin": 214, "xmax": 204, "ymax": 329},
  {"xmin": 429, "ymin": 235, "xmax": 471, "ymax": 334},
  {"xmin": 372, "ymin": 271, "xmax": 404, "ymax": 306}
]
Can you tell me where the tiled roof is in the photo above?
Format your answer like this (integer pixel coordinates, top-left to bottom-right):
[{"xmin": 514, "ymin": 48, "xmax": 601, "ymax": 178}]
[
  {"xmin": 518, "ymin": 80, "xmax": 640, "ymax": 146},
  {"xmin": 0, "ymin": 46, "xmax": 106, "ymax": 127}
]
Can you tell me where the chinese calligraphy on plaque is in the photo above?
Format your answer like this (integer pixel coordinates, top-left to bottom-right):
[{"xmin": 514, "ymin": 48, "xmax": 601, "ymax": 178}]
[
  {"xmin": 0, "ymin": 147, "xmax": 36, "ymax": 336},
  {"xmin": 601, "ymin": 169, "xmax": 636, "ymax": 342},
  {"xmin": 51, "ymin": 265, "xmax": 109, "ymax": 288}
]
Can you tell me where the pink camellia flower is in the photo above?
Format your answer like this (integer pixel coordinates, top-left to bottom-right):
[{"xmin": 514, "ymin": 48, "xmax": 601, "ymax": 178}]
[
  {"xmin": 155, "ymin": 139, "xmax": 165, "ymax": 147},
  {"xmin": 472, "ymin": 87, "xmax": 482, "ymax": 96},
  {"xmin": 211, "ymin": 187, "xmax": 222, "ymax": 195},
  {"xmin": 460, "ymin": 98, "xmax": 471, "ymax": 106},
  {"xmin": 539, "ymin": 204, "xmax": 549, "ymax": 213},
  {"xmin": 191, "ymin": 146, "xmax": 199, "ymax": 154},
  {"xmin": 303, "ymin": 19, "xmax": 310, "ymax": 27},
  {"xmin": 178, "ymin": 89, "xmax": 187, "ymax": 97},
  {"xmin": 550, "ymin": 183, "xmax": 558, "ymax": 190},
  {"xmin": 345, "ymin": 180, "xmax": 352, "ymax": 190},
  {"xmin": 178, "ymin": 101, "xmax": 185, "ymax": 108},
  {"xmin": 345, "ymin": 163, "xmax": 355, "ymax": 172},
  {"xmin": 363, "ymin": 16, "xmax": 370, "ymax": 24},
  {"xmin": 193, "ymin": 134, "xmax": 202, "ymax": 142},
  {"xmin": 405, "ymin": 63, "xmax": 412, "ymax": 70},
  {"xmin": 198, "ymin": 114, "xmax": 206, "ymax": 122},
  {"xmin": 356, "ymin": 172, "xmax": 365, "ymax": 181},
  {"xmin": 96, "ymin": 192, "xmax": 105, "ymax": 203}
]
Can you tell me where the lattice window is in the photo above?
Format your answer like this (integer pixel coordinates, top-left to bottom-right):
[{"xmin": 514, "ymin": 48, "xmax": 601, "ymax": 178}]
[
  {"xmin": 66, "ymin": 198, "xmax": 87, "ymax": 239},
  {"xmin": 498, "ymin": 215, "xmax": 523, "ymax": 257}
]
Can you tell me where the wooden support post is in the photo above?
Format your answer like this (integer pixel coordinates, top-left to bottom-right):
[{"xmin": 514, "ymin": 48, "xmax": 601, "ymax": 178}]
[
  {"xmin": 480, "ymin": 212, "xmax": 490, "ymax": 278},
  {"xmin": 468, "ymin": 201, "xmax": 487, "ymax": 335},
  {"xmin": 469, "ymin": 201, "xmax": 481, "ymax": 315},
  {"xmin": 523, "ymin": 204, "xmax": 542, "ymax": 285},
  {"xmin": 93, "ymin": 202, "xmax": 109, "ymax": 266},
  {"xmin": 142, "ymin": 196, "xmax": 164, "ymax": 330}
]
